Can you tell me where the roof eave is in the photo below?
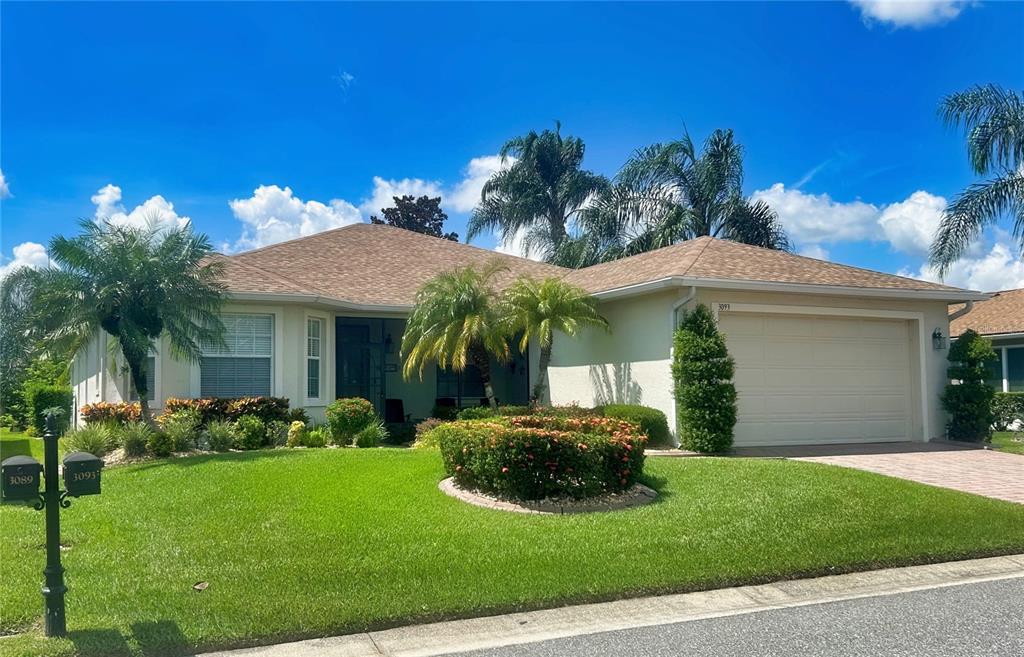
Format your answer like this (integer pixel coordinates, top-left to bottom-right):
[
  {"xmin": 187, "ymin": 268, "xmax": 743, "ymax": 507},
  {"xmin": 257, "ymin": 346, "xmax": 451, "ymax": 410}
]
[
  {"xmin": 227, "ymin": 291, "xmax": 412, "ymax": 314},
  {"xmin": 589, "ymin": 276, "xmax": 991, "ymax": 303}
]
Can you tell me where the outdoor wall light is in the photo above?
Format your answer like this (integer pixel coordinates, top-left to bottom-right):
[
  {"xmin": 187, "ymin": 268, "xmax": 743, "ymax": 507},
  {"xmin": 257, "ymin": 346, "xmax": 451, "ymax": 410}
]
[
  {"xmin": 932, "ymin": 328, "xmax": 946, "ymax": 350},
  {"xmin": 384, "ymin": 333, "xmax": 394, "ymax": 354}
]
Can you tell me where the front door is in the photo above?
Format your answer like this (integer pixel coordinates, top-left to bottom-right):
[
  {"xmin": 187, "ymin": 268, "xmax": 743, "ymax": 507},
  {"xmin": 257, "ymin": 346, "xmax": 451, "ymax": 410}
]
[{"xmin": 336, "ymin": 320, "xmax": 385, "ymax": 414}]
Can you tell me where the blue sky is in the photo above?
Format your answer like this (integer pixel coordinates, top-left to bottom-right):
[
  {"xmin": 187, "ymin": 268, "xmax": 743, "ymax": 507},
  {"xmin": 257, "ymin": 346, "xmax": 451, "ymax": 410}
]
[{"xmin": 2, "ymin": 1, "xmax": 1022, "ymax": 290}]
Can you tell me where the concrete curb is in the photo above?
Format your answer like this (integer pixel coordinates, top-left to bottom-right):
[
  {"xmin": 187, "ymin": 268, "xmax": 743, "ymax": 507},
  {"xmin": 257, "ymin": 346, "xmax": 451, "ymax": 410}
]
[{"xmin": 196, "ymin": 554, "xmax": 1024, "ymax": 657}]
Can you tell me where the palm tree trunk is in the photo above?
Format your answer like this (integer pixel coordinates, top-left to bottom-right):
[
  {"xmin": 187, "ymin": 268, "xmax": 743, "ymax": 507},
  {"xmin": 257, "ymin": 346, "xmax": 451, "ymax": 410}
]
[
  {"xmin": 531, "ymin": 342, "xmax": 552, "ymax": 404},
  {"xmin": 121, "ymin": 339, "xmax": 154, "ymax": 427},
  {"xmin": 469, "ymin": 344, "xmax": 498, "ymax": 409}
]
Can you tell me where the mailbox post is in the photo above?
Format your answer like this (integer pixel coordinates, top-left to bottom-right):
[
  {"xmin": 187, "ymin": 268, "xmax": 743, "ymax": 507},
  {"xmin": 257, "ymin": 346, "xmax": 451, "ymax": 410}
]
[{"xmin": 0, "ymin": 411, "xmax": 103, "ymax": 638}]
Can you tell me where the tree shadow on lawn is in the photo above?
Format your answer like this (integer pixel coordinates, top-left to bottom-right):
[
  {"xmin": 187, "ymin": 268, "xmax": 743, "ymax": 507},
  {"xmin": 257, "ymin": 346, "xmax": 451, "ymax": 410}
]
[
  {"xmin": 638, "ymin": 472, "xmax": 673, "ymax": 503},
  {"xmin": 69, "ymin": 619, "xmax": 191, "ymax": 657},
  {"xmin": 0, "ymin": 438, "xmax": 35, "ymax": 460},
  {"xmin": 126, "ymin": 447, "xmax": 303, "ymax": 473}
]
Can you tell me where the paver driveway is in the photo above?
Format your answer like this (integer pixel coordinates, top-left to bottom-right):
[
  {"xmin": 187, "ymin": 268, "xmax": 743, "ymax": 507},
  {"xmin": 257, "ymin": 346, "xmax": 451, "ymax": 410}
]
[{"xmin": 786, "ymin": 443, "xmax": 1024, "ymax": 505}]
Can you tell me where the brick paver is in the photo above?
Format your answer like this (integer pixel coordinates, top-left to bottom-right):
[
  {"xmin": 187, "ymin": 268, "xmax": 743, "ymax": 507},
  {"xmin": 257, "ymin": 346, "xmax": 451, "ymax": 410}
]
[{"xmin": 794, "ymin": 447, "xmax": 1024, "ymax": 504}]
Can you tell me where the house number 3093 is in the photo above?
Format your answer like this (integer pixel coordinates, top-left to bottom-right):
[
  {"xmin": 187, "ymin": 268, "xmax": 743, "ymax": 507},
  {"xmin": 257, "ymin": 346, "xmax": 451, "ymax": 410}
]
[{"xmin": 718, "ymin": 303, "xmax": 731, "ymax": 312}]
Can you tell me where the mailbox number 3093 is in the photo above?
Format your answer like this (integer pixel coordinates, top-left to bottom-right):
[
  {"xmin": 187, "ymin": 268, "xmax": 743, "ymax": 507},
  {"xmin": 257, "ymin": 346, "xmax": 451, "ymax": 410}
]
[{"xmin": 72, "ymin": 471, "xmax": 98, "ymax": 481}]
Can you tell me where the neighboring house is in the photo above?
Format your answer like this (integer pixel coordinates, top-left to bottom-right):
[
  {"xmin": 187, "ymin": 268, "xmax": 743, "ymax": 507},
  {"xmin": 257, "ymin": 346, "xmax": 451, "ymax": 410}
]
[
  {"xmin": 950, "ymin": 288, "xmax": 1024, "ymax": 393},
  {"xmin": 71, "ymin": 223, "xmax": 986, "ymax": 447}
]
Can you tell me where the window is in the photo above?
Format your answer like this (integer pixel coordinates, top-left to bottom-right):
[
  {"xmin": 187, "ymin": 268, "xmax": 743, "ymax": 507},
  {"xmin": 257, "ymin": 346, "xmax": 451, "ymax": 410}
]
[
  {"xmin": 307, "ymin": 318, "xmax": 322, "ymax": 399},
  {"xmin": 437, "ymin": 365, "xmax": 485, "ymax": 405},
  {"xmin": 201, "ymin": 314, "xmax": 273, "ymax": 397},
  {"xmin": 985, "ymin": 350, "xmax": 1004, "ymax": 390},
  {"xmin": 128, "ymin": 356, "xmax": 156, "ymax": 402},
  {"xmin": 1009, "ymin": 348, "xmax": 1024, "ymax": 393}
]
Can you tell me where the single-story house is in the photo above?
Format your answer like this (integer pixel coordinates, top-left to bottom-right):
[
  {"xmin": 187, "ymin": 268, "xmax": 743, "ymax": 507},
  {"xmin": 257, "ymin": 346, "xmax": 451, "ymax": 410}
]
[
  {"xmin": 71, "ymin": 223, "xmax": 988, "ymax": 447},
  {"xmin": 950, "ymin": 287, "xmax": 1024, "ymax": 393}
]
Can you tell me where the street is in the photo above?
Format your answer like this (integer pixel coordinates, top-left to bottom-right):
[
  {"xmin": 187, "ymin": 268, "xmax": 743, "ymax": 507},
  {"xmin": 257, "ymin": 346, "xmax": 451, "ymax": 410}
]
[{"xmin": 452, "ymin": 578, "xmax": 1024, "ymax": 657}]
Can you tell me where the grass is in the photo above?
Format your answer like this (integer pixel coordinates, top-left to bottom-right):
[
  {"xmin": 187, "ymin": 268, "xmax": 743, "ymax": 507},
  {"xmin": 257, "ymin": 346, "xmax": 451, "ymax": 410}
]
[
  {"xmin": 0, "ymin": 428, "xmax": 45, "ymax": 462},
  {"xmin": 991, "ymin": 431, "xmax": 1024, "ymax": 455},
  {"xmin": 2, "ymin": 449, "xmax": 1024, "ymax": 657}
]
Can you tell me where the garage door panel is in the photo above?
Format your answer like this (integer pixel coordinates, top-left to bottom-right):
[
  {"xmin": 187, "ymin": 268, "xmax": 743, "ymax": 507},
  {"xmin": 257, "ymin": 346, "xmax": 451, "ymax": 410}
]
[{"xmin": 719, "ymin": 312, "xmax": 913, "ymax": 446}]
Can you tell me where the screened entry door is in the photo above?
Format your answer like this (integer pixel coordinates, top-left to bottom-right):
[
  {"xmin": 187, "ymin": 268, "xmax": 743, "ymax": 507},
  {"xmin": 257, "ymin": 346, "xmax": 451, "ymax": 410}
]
[{"xmin": 336, "ymin": 321, "xmax": 385, "ymax": 414}]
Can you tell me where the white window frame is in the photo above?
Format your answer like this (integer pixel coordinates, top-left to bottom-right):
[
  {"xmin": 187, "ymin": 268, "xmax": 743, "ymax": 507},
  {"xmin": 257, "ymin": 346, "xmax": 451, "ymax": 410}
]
[
  {"xmin": 199, "ymin": 312, "xmax": 275, "ymax": 398},
  {"xmin": 305, "ymin": 315, "xmax": 325, "ymax": 404},
  {"xmin": 993, "ymin": 344, "xmax": 1024, "ymax": 393}
]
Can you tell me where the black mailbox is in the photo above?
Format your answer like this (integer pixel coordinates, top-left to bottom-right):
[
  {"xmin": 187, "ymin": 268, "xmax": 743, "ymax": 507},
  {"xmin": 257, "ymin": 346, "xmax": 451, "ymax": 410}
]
[
  {"xmin": 62, "ymin": 452, "xmax": 103, "ymax": 497},
  {"xmin": 2, "ymin": 455, "xmax": 43, "ymax": 502}
]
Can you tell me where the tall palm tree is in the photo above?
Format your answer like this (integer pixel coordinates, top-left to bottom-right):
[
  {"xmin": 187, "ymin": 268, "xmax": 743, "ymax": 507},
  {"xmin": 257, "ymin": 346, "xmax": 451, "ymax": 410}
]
[
  {"xmin": 501, "ymin": 277, "xmax": 608, "ymax": 403},
  {"xmin": 401, "ymin": 261, "xmax": 511, "ymax": 408},
  {"xmin": 930, "ymin": 84, "xmax": 1024, "ymax": 275},
  {"xmin": 467, "ymin": 123, "xmax": 609, "ymax": 260},
  {"xmin": 588, "ymin": 128, "xmax": 789, "ymax": 260},
  {"xmin": 28, "ymin": 219, "xmax": 225, "ymax": 424}
]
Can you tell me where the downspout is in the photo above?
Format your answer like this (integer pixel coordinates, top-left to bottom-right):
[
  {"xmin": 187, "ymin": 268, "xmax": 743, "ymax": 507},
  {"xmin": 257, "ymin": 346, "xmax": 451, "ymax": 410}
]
[
  {"xmin": 669, "ymin": 286, "xmax": 697, "ymax": 448},
  {"xmin": 947, "ymin": 300, "xmax": 973, "ymax": 322},
  {"xmin": 671, "ymin": 285, "xmax": 698, "ymax": 332}
]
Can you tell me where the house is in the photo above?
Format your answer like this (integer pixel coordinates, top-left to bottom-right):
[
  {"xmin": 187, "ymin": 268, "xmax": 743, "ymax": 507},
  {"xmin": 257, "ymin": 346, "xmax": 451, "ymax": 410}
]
[
  {"xmin": 71, "ymin": 223, "xmax": 987, "ymax": 447},
  {"xmin": 950, "ymin": 288, "xmax": 1024, "ymax": 393}
]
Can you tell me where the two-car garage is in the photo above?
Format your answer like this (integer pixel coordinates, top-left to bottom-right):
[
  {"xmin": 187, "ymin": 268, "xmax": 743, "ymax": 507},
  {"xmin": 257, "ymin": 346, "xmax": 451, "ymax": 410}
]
[{"xmin": 717, "ymin": 308, "xmax": 919, "ymax": 447}]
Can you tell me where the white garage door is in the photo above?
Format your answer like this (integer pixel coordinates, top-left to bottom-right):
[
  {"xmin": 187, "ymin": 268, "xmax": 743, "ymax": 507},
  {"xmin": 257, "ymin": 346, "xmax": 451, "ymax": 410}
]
[{"xmin": 718, "ymin": 312, "xmax": 914, "ymax": 446}]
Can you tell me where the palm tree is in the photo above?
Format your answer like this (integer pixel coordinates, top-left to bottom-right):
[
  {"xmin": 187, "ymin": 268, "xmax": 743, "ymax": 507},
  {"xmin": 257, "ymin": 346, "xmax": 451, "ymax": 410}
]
[
  {"xmin": 930, "ymin": 84, "xmax": 1024, "ymax": 275},
  {"xmin": 27, "ymin": 219, "xmax": 225, "ymax": 424},
  {"xmin": 467, "ymin": 123, "xmax": 609, "ymax": 260},
  {"xmin": 590, "ymin": 128, "xmax": 789, "ymax": 259},
  {"xmin": 401, "ymin": 261, "xmax": 511, "ymax": 408},
  {"xmin": 501, "ymin": 277, "xmax": 608, "ymax": 403}
]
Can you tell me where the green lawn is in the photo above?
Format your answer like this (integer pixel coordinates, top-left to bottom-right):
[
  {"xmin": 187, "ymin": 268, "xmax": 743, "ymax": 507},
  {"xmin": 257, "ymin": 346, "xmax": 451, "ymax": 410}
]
[
  {"xmin": 0, "ymin": 428, "xmax": 45, "ymax": 462},
  {"xmin": 992, "ymin": 431, "xmax": 1024, "ymax": 455},
  {"xmin": 2, "ymin": 449, "xmax": 1024, "ymax": 657}
]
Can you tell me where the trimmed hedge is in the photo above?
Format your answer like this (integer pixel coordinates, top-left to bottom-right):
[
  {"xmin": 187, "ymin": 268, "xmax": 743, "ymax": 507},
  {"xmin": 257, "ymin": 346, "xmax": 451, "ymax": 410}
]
[
  {"xmin": 81, "ymin": 401, "xmax": 142, "ymax": 426},
  {"xmin": 164, "ymin": 396, "xmax": 290, "ymax": 425},
  {"xmin": 673, "ymin": 304, "xmax": 737, "ymax": 453},
  {"xmin": 599, "ymin": 404, "xmax": 671, "ymax": 447},
  {"xmin": 325, "ymin": 397, "xmax": 380, "ymax": 445},
  {"xmin": 24, "ymin": 383, "xmax": 73, "ymax": 435},
  {"xmin": 941, "ymin": 330, "xmax": 997, "ymax": 441},
  {"xmin": 993, "ymin": 392, "xmax": 1024, "ymax": 432},
  {"xmin": 434, "ymin": 416, "xmax": 646, "ymax": 500}
]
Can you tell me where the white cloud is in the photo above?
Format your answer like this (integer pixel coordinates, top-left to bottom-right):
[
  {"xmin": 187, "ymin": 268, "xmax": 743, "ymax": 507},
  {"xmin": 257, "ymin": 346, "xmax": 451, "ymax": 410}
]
[
  {"xmin": 359, "ymin": 176, "xmax": 444, "ymax": 217},
  {"xmin": 229, "ymin": 185, "xmax": 363, "ymax": 251},
  {"xmin": 91, "ymin": 184, "xmax": 191, "ymax": 230},
  {"xmin": 335, "ymin": 70, "xmax": 355, "ymax": 91},
  {"xmin": 750, "ymin": 183, "xmax": 881, "ymax": 244},
  {"xmin": 0, "ymin": 242, "xmax": 49, "ymax": 279},
  {"xmin": 877, "ymin": 190, "xmax": 947, "ymax": 256},
  {"xmin": 901, "ymin": 238, "xmax": 1024, "ymax": 292},
  {"xmin": 448, "ymin": 155, "xmax": 514, "ymax": 213},
  {"xmin": 0, "ymin": 169, "xmax": 10, "ymax": 199},
  {"xmin": 493, "ymin": 227, "xmax": 546, "ymax": 262},
  {"xmin": 849, "ymin": 1, "xmax": 969, "ymax": 29},
  {"xmin": 798, "ymin": 244, "xmax": 830, "ymax": 261}
]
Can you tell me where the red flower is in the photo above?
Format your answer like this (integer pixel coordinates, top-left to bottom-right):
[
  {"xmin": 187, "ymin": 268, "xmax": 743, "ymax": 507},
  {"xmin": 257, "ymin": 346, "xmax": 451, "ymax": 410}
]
[{"xmin": 501, "ymin": 466, "xmax": 509, "ymax": 473}]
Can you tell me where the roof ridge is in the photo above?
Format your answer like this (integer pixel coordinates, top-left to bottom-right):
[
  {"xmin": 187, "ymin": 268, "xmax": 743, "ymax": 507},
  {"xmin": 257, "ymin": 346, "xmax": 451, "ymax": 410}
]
[
  {"xmin": 231, "ymin": 222, "xmax": 365, "ymax": 258},
  {"xmin": 679, "ymin": 236, "xmax": 715, "ymax": 277}
]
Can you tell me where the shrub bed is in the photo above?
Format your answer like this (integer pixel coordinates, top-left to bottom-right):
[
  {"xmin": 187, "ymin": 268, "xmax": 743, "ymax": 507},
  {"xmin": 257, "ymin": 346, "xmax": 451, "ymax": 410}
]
[
  {"xmin": 434, "ymin": 416, "xmax": 646, "ymax": 501},
  {"xmin": 597, "ymin": 404, "xmax": 671, "ymax": 447},
  {"xmin": 993, "ymin": 392, "xmax": 1024, "ymax": 432},
  {"xmin": 81, "ymin": 401, "xmax": 142, "ymax": 426},
  {"xmin": 326, "ymin": 397, "xmax": 384, "ymax": 446}
]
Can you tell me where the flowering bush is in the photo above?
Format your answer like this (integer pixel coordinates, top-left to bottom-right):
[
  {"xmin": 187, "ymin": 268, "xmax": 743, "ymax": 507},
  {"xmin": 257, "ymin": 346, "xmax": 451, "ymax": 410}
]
[
  {"xmin": 286, "ymin": 420, "xmax": 308, "ymax": 447},
  {"xmin": 433, "ymin": 416, "xmax": 646, "ymax": 500},
  {"xmin": 325, "ymin": 397, "xmax": 379, "ymax": 444},
  {"xmin": 80, "ymin": 401, "xmax": 141, "ymax": 426}
]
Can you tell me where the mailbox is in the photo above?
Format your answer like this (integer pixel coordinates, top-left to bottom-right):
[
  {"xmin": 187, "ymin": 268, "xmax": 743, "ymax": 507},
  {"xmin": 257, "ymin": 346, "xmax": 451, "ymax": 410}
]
[
  {"xmin": 62, "ymin": 452, "xmax": 103, "ymax": 497},
  {"xmin": 2, "ymin": 455, "xmax": 43, "ymax": 502}
]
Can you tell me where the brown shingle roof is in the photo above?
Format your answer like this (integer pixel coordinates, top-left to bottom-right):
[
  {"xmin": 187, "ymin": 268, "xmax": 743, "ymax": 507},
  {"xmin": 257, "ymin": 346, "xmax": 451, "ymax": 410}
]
[
  {"xmin": 563, "ymin": 236, "xmax": 967, "ymax": 294},
  {"xmin": 228, "ymin": 223, "xmax": 565, "ymax": 307},
  {"xmin": 221, "ymin": 228, "xmax": 977, "ymax": 308},
  {"xmin": 950, "ymin": 288, "xmax": 1024, "ymax": 337}
]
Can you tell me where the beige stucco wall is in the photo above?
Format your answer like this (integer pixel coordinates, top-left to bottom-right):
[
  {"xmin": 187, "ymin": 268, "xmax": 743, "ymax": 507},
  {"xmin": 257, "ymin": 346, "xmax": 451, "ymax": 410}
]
[
  {"xmin": 72, "ymin": 301, "xmax": 531, "ymax": 426},
  {"xmin": 547, "ymin": 289, "xmax": 678, "ymax": 429},
  {"xmin": 545, "ymin": 286, "xmax": 955, "ymax": 443}
]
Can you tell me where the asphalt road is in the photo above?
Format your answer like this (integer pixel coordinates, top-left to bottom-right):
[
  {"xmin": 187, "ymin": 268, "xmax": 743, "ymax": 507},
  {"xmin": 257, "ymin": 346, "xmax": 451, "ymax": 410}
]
[{"xmin": 451, "ymin": 577, "xmax": 1024, "ymax": 657}]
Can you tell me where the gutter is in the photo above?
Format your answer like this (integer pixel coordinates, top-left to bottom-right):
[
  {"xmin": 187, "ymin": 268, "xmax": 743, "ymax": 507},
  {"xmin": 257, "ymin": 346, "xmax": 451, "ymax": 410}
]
[
  {"xmin": 670, "ymin": 285, "xmax": 698, "ymax": 331},
  {"xmin": 591, "ymin": 276, "xmax": 991, "ymax": 303}
]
